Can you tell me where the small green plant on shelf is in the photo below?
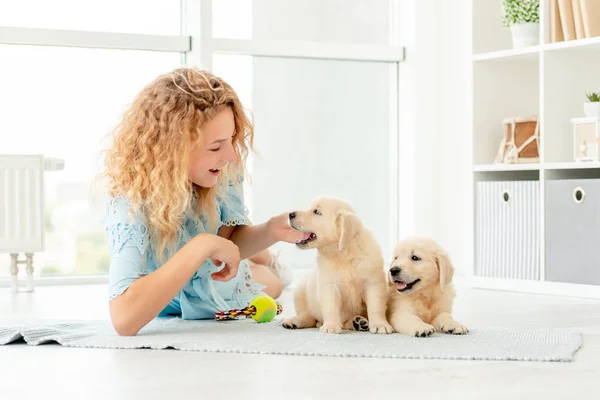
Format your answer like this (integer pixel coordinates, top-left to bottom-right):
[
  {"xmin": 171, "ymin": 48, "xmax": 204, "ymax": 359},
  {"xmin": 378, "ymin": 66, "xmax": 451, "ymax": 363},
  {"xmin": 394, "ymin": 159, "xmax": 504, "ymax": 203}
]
[
  {"xmin": 501, "ymin": 0, "xmax": 540, "ymax": 49},
  {"xmin": 585, "ymin": 92, "xmax": 600, "ymax": 102},
  {"xmin": 501, "ymin": 0, "xmax": 539, "ymax": 27},
  {"xmin": 584, "ymin": 92, "xmax": 600, "ymax": 117}
]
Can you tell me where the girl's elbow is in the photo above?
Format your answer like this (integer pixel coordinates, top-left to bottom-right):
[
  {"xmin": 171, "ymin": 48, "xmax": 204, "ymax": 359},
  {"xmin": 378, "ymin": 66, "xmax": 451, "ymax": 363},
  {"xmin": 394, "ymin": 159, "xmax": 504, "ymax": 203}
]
[
  {"xmin": 109, "ymin": 298, "xmax": 140, "ymax": 336},
  {"xmin": 112, "ymin": 318, "xmax": 140, "ymax": 336}
]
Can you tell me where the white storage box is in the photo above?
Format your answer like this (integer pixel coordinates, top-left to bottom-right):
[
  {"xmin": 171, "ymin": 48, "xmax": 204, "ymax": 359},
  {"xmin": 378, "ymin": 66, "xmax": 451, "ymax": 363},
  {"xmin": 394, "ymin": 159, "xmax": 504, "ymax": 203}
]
[{"xmin": 475, "ymin": 180, "xmax": 540, "ymax": 280}]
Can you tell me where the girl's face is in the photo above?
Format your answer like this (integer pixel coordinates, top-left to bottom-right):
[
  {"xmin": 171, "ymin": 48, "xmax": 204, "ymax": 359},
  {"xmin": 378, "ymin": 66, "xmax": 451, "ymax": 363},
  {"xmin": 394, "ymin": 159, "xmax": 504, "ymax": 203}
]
[{"xmin": 188, "ymin": 107, "xmax": 238, "ymax": 188}]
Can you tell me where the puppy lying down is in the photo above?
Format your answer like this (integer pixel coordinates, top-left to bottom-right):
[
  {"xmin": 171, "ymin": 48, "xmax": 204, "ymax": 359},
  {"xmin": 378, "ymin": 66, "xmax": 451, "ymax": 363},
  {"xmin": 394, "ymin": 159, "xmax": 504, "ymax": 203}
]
[
  {"xmin": 282, "ymin": 196, "xmax": 393, "ymax": 334},
  {"xmin": 386, "ymin": 236, "xmax": 468, "ymax": 337}
]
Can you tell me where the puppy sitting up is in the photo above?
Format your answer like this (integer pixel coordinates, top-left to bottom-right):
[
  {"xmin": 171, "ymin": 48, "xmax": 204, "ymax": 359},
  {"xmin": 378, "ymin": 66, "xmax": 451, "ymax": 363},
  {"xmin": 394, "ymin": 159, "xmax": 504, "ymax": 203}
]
[
  {"xmin": 387, "ymin": 237, "xmax": 468, "ymax": 337},
  {"xmin": 282, "ymin": 196, "xmax": 393, "ymax": 334}
]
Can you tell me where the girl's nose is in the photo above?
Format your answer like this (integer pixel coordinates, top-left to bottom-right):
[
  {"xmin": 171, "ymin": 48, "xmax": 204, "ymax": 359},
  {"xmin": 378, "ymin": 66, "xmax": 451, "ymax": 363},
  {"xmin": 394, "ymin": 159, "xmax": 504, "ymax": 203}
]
[{"xmin": 223, "ymin": 141, "xmax": 237, "ymax": 163}]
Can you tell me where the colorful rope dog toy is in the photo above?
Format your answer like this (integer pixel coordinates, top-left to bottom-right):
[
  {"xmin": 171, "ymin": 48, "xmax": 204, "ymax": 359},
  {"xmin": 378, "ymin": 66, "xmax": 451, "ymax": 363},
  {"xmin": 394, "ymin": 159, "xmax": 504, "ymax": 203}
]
[{"xmin": 214, "ymin": 295, "xmax": 283, "ymax": 323}]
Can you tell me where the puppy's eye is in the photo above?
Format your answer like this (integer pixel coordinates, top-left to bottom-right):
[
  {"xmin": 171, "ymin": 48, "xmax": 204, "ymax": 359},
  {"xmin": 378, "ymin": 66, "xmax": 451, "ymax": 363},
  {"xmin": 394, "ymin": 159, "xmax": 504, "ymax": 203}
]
[
  {"xmin": 394, "ymin": 256, "xmax": 398, "ymax": 260},
  {"xmin": 313, "ymin": 209, "xmax": 321, "ymax": 215},
  {"xmin": 411, "ymin": 255, "xmax": 421, "ymax": 261}
]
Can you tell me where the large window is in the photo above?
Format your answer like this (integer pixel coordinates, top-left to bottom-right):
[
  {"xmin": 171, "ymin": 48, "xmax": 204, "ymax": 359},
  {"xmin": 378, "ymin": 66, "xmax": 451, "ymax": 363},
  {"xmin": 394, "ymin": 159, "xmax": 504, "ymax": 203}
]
[
  {"xmin": 0, "ymin": 2, "xmax": 184, "ymax": 279},
  {"xmin": 210, "ymin": 0, "xmax": 404, "ymax": 268},
  {"xmin": 211, "ymin": 0, "xmax": 391, "ymax": 44},
  {"xmin": 0, "ymin": 0, "xmax": 181, "ymax": 35},
  {"xmin": 213, "ymin": 55, "xmax": 397, "ymax": 269},
  {"xmin": 0, "ymin": 0, "xmax": 405, "ymax": 282}
]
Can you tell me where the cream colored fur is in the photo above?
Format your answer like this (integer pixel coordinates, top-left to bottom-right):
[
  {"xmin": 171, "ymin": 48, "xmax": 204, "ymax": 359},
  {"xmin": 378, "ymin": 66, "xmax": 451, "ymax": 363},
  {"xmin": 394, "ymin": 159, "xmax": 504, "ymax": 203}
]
[
  {"xmin": 282, "ymin": 196, "xmax": 393, "ymax": 334},
  {"xmin": 386, "ymin": 236, "xmax": 468, "ymax": 337}
]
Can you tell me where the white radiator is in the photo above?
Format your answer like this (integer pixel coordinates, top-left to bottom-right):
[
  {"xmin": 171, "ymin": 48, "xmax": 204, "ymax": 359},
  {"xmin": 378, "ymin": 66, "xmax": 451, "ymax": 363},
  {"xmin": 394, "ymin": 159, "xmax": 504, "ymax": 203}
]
[{"xmin": 0, "ymin": 154, "xmax": 64, "ymax": 292}]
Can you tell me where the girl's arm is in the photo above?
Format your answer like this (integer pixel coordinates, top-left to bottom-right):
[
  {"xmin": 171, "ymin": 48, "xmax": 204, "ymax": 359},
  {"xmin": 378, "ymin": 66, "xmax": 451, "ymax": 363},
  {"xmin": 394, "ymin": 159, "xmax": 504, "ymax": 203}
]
[
  {"xmin": 219, "ymin": 213, "xmax": 308, "ymax": 259},
  {"xmin": 109, "ymin": 234, "xmax": 240, "ymax": 336},
  {"xmin": 217, "ymin": 179, "xmax": 307, "ymax": 259},
  {"xmin": 220, "ymin": 223, "xmax": 275, "ymax": 259}
]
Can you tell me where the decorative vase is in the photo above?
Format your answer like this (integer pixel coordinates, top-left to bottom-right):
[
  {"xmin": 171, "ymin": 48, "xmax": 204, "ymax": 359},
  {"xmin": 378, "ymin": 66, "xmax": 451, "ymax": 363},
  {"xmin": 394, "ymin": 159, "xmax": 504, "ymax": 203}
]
[
  {"xmin": 584, "ymin": 102, "xmax": 600, "ymax": 118},
  {"xmin": 510, "ymin": 22, "xmax": 539, "ymax": 48}
]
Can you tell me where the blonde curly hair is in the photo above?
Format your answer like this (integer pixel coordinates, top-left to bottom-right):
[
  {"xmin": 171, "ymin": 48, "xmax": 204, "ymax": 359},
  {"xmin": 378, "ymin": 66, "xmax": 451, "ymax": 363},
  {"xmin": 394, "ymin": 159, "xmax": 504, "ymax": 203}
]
[{"xmin": 102, "ymin": 67, "xmax": 254, "ymax": 258}]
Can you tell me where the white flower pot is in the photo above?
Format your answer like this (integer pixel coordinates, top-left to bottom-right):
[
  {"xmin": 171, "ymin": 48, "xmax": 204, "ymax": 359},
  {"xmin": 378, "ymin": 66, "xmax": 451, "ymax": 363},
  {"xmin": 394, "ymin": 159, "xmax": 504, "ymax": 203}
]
[
  {"xmin": 510, "ymin": 22, "xmax": 539, "ymax": 48},
  {"xmin": 584, "ymin": 102, "xmax": 600, "ymax": 117}
]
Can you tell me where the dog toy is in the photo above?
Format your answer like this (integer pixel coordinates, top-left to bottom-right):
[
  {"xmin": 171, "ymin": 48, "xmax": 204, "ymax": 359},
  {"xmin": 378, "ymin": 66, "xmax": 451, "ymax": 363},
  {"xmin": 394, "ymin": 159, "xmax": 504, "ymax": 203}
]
[{"xmin": 214, "ymin": 295, "xmax": 283, "ymax": 323}]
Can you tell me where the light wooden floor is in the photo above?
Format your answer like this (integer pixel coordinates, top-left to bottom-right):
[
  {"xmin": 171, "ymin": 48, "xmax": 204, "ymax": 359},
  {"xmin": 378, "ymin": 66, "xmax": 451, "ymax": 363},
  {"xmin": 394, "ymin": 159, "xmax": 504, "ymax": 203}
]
[{"xmin": 1, "ymin": 283, "xmax": 599, "ymax": 400}]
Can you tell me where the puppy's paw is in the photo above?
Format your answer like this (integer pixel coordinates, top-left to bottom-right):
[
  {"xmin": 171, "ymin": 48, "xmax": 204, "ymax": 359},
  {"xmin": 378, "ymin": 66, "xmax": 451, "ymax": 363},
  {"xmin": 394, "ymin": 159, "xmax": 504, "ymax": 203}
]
[
  {"xmin": 351, "ymin": 316, "xmax": 369, "ymax": 332},
  {"xmin": 369, "ymin": 321, "xmax": 394, "ymax": 334},
  {"xmin": 412, "ymin": 322, "xmax": 436, "ymax": 337},
  {"xmin": 282, "ymin": 318, "xmax": 298, "ymax": 329},
  {"xmin": 432, "ymin": 314, "xmax": 469, "ymax": 335},
  {"xmin": 282, "ymin": 315, "xmax": 316, "ymax": 330},
  {"xmin": 439, "ymin": 321, "xmax": 469, "ymax": 335},
  {"xmin": 395, "ymin": 322, "xmax": 435, "ymax": 337},
  {"xmin": 319, "ymin": 323, "xmax": 342, "ymax": 334}
]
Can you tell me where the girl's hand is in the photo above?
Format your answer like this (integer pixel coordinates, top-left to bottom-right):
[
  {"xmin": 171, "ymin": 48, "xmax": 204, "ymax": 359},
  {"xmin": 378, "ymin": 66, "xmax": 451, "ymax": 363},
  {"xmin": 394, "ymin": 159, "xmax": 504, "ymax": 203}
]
[
  {"xmin": 267, "ymin": 212, "xmax": 312, "ymax": 244},
  {"xmin": 197, "ymin": 234, "xmax": 241, "ymax": 282}
]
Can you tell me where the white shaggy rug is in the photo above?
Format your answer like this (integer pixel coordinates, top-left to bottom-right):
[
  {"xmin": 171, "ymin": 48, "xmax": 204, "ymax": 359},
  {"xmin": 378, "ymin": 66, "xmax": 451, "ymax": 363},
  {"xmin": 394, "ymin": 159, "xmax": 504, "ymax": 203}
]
[{"xmin": 0, "ymin": 317, "xmax": 582, "ymax": 362}]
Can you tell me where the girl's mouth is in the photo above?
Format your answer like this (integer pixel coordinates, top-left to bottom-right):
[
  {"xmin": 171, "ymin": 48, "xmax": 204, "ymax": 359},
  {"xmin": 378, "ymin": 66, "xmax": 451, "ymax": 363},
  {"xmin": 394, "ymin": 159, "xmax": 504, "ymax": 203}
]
[{"xmin": 209, "ymin": 169, "xmax": 220, "ymax": 176}]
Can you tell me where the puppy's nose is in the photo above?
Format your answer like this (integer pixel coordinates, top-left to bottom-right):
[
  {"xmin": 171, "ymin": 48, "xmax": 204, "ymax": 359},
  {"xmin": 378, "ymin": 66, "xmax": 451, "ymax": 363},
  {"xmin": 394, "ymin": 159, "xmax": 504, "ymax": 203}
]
[
  {"xmin": 390, "ymin": 266, "xmax": 401, "ymax": 276},
  {"xmin": 289, "ymin": 212, "xmax": 296, "ymax": 220}
]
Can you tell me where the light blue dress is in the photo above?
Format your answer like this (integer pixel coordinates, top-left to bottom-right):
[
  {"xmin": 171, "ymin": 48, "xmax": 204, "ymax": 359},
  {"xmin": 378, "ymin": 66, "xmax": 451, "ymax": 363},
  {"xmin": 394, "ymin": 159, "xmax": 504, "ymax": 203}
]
[{"xmin": 103, "ymin": 180, "xmax": 265, "ymax": 320}]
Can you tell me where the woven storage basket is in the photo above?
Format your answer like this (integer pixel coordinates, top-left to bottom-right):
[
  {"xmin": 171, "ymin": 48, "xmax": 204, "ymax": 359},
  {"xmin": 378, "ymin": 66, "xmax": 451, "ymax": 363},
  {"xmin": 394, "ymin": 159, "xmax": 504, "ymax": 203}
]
[{"xmin": 494, "ymin": 116, "xmax": 539, "ymax": 164}]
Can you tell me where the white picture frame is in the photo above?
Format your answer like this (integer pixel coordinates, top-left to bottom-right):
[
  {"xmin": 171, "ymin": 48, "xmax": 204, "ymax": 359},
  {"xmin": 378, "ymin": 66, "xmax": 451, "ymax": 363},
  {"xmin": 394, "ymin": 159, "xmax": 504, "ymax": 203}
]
[{"xmin": 572, "ymin": 117, "xmax": 600, "ymax": 162}]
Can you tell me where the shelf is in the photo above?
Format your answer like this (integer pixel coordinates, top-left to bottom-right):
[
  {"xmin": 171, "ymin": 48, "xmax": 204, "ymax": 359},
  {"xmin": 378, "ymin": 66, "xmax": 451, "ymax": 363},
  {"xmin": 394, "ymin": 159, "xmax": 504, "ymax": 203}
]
[
  {"xmin": 474, "ymin": 162, "xmax": 600, "ymax": 172},
  {"xmin": 473, "ymin": 163, "xmax": 540, "ymax": 172},
  {"xmin": 469, "ymin": 0, "xmax": 600, "ymax": 298},
  {"xmin": 473, "ymin": 37, "xmax": 600, "ymax": 63},
  {"xmin": 472, "ymin": 46, "xmax": 540, "ymax": 62},
  {"xmin": 544, "ymin": 36, "xmax": 600, "ymax": 53},
  {"xmin": 544, "ymin": 162, "xmax": 600, "ymax": 170}
]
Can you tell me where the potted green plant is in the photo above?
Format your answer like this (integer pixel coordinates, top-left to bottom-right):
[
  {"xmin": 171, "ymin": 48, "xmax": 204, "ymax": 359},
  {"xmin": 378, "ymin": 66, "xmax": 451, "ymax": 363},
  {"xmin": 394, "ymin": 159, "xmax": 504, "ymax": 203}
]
[
  {"xmin": 502, "ymin": 0, "xmax": 540, "ymax": 49},
  {"xmin": 585, "ymin": 92, "xmax": 600, "ymax": 117}
]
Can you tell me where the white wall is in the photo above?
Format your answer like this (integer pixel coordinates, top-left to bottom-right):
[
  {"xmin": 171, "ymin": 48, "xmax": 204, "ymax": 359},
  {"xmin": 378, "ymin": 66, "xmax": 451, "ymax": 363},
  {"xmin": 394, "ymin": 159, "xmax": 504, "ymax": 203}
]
[
  {"xmin": 433, "ymin": 0, "xmax": 473, "ymax": 276},
  {"xmin": 397, "ymin": 0, "xmax": 439, "ymax": 241},
  {"xmin": 397, "ymin": 0, "xmax": 473, "ymax": 276}
]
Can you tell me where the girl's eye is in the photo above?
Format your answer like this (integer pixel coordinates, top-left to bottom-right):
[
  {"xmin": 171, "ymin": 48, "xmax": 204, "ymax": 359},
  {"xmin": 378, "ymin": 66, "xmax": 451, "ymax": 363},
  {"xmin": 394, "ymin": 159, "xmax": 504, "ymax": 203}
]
[
  {"xmin": 313, "ymin": 209, "xmax": 321, "ymax": 215},
  {"xmin": 209, "ymin": 148, "xmax": 220, "ymax": 152}
]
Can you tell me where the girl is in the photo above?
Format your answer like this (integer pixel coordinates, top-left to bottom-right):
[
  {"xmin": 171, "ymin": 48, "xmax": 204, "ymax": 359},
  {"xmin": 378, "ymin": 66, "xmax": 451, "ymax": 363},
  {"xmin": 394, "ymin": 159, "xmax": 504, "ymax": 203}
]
[{"xmin": 102, "ymin": 67, "xmax": 307, "ymax": 336}]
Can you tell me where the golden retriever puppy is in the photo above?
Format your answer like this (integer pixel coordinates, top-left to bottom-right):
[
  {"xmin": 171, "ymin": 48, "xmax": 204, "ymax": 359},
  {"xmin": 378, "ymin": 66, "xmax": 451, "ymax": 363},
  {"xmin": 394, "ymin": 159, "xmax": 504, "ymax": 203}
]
[
  {"xmin": 282, "ymin": 196, "xmax": 393, "ymax": 334},
  {"xmin": 386, "ymin": 236, "xmax": 468, "ymax": 337}
]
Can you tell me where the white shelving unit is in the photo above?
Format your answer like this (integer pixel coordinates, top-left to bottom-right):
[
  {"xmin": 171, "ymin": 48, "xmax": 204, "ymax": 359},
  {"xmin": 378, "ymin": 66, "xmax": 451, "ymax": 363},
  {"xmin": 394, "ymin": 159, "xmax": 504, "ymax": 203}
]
[{"xmin": 470, "ymin": 0, "xmax": 600, "ymax": 298}]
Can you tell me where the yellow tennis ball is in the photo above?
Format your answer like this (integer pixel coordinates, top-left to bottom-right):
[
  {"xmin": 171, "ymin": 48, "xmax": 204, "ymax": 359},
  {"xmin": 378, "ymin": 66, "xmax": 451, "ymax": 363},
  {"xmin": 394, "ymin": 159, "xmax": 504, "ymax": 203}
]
[{"xmin": 249, "ymin": 295, "xmax": 278, "ymax": 323}]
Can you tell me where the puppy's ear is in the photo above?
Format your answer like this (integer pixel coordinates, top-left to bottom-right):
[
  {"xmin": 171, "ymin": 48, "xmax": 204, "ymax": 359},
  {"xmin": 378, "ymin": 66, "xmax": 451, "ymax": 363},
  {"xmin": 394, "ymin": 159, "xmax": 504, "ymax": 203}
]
[
  {"xmin": 337, "ymin": 211, "xmax": 362, "ymax": 251},
  {"xmin": 435, "ymin": 248, "xmax": 454, "ymax": 291}
]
